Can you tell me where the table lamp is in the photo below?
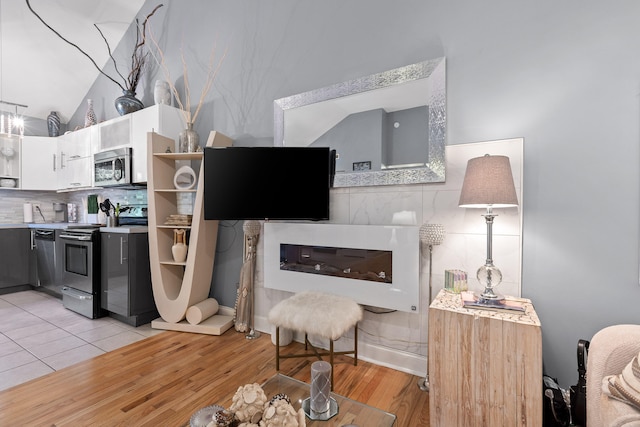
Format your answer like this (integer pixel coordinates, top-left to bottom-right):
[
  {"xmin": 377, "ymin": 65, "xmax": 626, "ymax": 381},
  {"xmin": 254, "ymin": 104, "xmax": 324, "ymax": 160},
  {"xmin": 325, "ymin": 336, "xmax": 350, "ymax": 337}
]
[
  {"xmin": 417, "ymin": 223, "xmax": 445, "ymax": 392},
  {"xmin": 458, "ymin": 154, "xmax": 518, "ymax": 304}
]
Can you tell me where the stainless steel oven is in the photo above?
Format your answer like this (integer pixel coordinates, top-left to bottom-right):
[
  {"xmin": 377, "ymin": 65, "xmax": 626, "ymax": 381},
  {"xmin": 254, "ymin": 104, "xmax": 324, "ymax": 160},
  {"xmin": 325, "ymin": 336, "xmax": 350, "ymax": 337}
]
[
  {"xmin": 57, "ymin": 227, "xmax": 102, "ymax": 318},
  {"xmin": 94, "ymin": 147, "xmax": 132, "ymax": 187}
]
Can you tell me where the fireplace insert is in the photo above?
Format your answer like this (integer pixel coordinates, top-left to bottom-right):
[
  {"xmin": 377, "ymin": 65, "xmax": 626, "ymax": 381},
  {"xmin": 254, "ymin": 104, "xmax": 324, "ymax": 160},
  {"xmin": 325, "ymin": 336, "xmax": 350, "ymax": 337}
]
[{"xmin": 280, "ymin": 243, "xmax": 392, "ymax": 283}]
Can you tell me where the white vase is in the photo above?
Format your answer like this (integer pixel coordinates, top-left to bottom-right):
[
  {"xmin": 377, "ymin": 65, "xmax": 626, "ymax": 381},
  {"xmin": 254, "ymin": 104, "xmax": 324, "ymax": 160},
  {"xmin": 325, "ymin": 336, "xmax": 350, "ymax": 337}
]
[
  {"xmin": 154, "ymin": 80, "xmax": 171, "ymax": 105},
  {"xmin": 84, "ymin": 99, "xmax": 96, "ymax": 127},
  {"xmin": 172, "ymin": 229, "xmax": 188, "ymax": 262},
  {"xmin": 172, "ymin": 242, "xmax": 188, "ymax": 263}
]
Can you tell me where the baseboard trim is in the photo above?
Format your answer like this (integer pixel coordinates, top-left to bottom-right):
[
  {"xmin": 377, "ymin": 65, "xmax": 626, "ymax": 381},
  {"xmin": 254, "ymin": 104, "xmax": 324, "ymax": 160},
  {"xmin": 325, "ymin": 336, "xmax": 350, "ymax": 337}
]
[
  {"xmin": 254, "ymin": 314, "xmax": 426, "ymax": 377},
  {"xmin": 218, "ymin": 305, "xmax": 235, "ymax": 317}
]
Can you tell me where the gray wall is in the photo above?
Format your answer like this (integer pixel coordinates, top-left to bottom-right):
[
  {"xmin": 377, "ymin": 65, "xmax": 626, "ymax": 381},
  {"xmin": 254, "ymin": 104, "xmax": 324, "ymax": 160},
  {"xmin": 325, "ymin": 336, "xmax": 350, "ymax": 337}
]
[
  {"xmin": 72, "ymin": 0, "xmax": 640, "ymax": 387},
  {"xmin": 385, "ymin": 106, "xmax": 428, "ymax": 167},
  {"xmin": 312, "ymin": 109, "xmax": 384, "ymax": 172}
]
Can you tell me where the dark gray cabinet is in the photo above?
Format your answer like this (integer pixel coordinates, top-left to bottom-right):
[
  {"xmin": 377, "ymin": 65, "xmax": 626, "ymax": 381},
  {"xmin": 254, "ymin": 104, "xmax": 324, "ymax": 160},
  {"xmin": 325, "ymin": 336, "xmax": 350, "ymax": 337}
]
[
  {"xmin": 101, "ymin": 232, "xmax": 157, "ymax": 326},
  {"xmin": 0, "ymin": 228, "xmax": 32, "ymax": 292}
]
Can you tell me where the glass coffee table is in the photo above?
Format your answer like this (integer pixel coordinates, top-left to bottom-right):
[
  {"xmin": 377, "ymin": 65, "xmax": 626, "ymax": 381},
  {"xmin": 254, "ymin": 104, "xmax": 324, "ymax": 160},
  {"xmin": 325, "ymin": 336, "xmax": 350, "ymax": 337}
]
[{"xmin": 262, "ymin": 374, "xmax": 396, "ymax": 426}]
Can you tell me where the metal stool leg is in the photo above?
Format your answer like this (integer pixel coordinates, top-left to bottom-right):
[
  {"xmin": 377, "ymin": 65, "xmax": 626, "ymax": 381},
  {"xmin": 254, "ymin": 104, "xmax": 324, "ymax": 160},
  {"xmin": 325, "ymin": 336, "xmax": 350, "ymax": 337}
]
[
  {"xmin": 330, "ymin": 339, "xmax": 334, "ymax": 391},
  {"xmin": 276, "ymin": 326, "xmax": 280, "ymax": 371},
  {"xmin": 354, "ymin": 323, "xmax": 358, "ymax": 366}
]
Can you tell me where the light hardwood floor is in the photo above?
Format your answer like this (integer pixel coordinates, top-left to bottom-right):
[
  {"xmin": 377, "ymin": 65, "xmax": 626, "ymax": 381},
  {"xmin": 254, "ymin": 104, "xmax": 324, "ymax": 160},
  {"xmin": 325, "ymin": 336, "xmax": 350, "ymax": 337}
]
[{"xmin": 0, "ymin": 328, "xmax": 429, "ymax": 426}]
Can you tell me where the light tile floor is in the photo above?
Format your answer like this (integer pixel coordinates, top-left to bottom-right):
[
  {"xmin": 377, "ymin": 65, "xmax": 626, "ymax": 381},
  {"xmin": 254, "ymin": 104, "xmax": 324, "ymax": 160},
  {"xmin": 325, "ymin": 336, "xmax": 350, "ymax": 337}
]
[{"xmin": 0, "ymin": 290, "xmax": 164, "ymax": 392}]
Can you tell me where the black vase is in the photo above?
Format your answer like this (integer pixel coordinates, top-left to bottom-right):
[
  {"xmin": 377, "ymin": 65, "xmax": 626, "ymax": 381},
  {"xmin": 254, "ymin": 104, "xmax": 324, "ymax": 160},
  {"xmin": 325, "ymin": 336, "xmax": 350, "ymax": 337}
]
[
  {"xmin": 47, "ymin": 111, "xmax": 60, "ymax": 137},
  {"xmin": 115, "ymin": 90, "xmax": 144, "ymax": 116}
]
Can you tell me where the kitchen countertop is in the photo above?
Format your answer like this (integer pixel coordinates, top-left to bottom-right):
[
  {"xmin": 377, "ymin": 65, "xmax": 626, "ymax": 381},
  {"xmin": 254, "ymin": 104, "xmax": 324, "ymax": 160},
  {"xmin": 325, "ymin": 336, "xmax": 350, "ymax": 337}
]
[
  {"xmin": 0, "ymin": 223, "xmax": 31, "ymax": 229},
  {"xmin": 100, "ymin": 226, "xmax": 148, "ymax": 234},
  {"xmin": 29, "ymin": 223, "xmax": 98, "ymax": 229},
  {"xmin": 0, "ymin": 223, "xmax": 75, "ymax": 229},
  {"xmin": 0, "ymin": 223, "xmax": 148, "ymax": 233}
]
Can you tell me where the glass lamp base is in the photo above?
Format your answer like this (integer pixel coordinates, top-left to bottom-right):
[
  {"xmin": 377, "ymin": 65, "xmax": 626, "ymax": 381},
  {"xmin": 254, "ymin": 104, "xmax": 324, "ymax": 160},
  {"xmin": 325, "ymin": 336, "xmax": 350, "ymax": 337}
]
[
  {"xmin": 477, "ymin": 264, "xmax": 504, "ymax": 303},
  {"xmin": 476, "ymin": 294, "xmax": 506, "ymax": 305}
]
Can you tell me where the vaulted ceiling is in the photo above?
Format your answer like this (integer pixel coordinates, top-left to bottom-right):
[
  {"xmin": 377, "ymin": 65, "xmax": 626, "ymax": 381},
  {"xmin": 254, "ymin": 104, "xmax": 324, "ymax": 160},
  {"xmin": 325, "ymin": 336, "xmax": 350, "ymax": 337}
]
[{"xmin": 0, "ymin": 0, "xmax": 145, "ymax": 124}]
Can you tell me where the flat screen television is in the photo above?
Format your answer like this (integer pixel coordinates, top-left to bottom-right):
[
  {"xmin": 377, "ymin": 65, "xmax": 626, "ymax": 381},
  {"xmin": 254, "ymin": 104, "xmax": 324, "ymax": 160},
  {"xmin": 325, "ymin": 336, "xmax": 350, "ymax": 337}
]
[{"xmin": 204, "ymin": 146, "xmax": 333, "ymax": 220}]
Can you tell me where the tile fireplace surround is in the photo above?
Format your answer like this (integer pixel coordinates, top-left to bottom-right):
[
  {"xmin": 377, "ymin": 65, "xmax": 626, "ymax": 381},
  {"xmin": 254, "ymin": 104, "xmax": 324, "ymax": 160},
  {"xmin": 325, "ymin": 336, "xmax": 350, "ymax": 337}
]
[{"xmin": 254, "ymin": 138, "xmax": 523, "ymax": 375}]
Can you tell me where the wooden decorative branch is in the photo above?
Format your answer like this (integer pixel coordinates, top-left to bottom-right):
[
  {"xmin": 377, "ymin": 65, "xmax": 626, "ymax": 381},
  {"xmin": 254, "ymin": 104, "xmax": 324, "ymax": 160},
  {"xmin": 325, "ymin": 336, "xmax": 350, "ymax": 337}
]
[
  {"xmin": 192, "ymin": 45, "xmax": 227, "ymax": 124},
  {"xmin": 25, "ymin": 0, "xmax": 163, "ymax": 93},
  {"xmin": 93, "ymin": 23, "xmax": 128, "ymax": 87},
  {"xmin": 147, "ymin": 25, "xmax": 227, "ymax": 126}
]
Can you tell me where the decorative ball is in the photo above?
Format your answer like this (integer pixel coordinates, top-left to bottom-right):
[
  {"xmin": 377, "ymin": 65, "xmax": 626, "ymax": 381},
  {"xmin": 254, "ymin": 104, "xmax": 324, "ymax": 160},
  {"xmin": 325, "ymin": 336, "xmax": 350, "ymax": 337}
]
[
  {"xmin": 419, "ymin": 223, "xmax": 445, "ymax": 246},
  {"xmin": 269, "ymin": 393, "xmax": 291, "ymax": 406},
  {"xmin": 229, "ymin": 383, "xmax": 268, "ymax": 423},
  {"xmin": 210, "ymin": 408, "xmax": 236, "ymax": 426},
  {"xmin": 260, "ymin": 399, "xmax": 302, "ymax": 427}
]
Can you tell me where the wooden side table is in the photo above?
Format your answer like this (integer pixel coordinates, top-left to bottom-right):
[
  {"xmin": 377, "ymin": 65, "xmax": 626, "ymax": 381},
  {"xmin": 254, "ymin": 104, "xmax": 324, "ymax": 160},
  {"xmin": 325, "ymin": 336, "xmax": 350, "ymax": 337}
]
[{"xmin": 428, "ymin": 290, "xmax": 542, "ymax": 427}]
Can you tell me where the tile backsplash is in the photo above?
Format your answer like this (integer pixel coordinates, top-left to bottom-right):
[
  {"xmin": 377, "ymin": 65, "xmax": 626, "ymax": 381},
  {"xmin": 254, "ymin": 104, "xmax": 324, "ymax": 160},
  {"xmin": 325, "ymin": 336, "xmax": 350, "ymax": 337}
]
[{"xmin": 0, "ymin": 188, "xmax": 148, "ymax": 224}]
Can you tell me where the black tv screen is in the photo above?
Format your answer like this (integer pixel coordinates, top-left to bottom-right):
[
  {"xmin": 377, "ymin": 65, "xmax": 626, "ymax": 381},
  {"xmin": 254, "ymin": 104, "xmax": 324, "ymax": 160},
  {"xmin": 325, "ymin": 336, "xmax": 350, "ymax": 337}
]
[{"xmin": 204, "ymin": 147, "xmax": 333, "ymax": 220}]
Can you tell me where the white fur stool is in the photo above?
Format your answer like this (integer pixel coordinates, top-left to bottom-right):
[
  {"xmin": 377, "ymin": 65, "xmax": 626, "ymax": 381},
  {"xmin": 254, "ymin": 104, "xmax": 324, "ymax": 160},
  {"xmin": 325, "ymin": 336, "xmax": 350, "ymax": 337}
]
[{"xmin": 268, "ymin": 291, "xmax": 363, "ymax": 389}]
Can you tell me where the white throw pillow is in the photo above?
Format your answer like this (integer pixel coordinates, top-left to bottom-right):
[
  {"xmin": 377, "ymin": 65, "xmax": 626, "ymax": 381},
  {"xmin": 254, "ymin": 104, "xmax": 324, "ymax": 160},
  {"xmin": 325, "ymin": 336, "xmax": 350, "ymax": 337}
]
[{"xmin": 604, "ymin": 351, "xmax": 640, "ymax": 411}]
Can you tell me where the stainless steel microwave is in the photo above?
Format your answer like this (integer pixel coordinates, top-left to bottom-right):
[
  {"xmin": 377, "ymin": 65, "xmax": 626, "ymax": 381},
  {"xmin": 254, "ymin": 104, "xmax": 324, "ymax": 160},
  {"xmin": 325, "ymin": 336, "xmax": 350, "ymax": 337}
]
[{"xmin": 94, "ymin": 147, "xmax": 132, "ymax": 187}]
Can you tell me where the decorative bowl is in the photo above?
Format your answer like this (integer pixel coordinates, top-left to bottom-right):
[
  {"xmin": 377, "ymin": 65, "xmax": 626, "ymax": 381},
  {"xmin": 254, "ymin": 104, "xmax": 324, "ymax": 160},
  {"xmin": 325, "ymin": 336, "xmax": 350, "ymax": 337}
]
[
  {"xmin": 190, "ymin": 404, "xmax": 225, "ymax": 427},
  {"xmin": 0, "ymin": 178, "xmax": 16, "ymax": 188}
]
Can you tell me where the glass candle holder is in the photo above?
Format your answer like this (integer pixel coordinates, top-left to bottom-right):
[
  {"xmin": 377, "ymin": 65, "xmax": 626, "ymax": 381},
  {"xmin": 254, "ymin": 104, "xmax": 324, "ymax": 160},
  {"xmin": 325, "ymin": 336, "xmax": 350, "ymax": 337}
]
[{"xmin": 310, "ymin": 361, "xmax": 331, "ymax": 414}]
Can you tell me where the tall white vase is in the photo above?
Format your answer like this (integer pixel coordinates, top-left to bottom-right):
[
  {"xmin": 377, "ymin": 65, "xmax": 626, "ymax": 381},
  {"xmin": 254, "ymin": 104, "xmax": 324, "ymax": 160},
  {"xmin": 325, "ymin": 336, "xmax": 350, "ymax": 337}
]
[{"xmin": 154, "ymin": 80, "xmax": 171, "ymax": 105}]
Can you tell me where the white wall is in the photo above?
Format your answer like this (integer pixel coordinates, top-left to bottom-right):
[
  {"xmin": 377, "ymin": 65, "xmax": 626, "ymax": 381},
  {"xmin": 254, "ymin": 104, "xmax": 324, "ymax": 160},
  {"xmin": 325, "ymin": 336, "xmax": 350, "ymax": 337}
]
[{"xmin": 75, "ymin": 0, "xmax": 640, "ymax": 386}]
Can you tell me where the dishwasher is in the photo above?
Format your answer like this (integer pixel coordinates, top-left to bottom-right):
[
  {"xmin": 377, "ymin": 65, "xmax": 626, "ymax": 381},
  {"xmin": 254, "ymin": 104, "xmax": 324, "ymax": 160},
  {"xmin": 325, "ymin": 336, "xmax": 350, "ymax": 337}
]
[{"xmin": 34, "ymin": 229, "xmax": 61, "ymax": 297}]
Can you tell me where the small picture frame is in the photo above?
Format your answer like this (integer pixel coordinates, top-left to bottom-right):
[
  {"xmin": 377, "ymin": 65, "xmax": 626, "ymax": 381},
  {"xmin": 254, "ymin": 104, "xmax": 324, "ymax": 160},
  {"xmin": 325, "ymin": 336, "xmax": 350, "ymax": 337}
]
[{"xmin": 353, "ymin": 161, "xmax": 371, "ymax": 171}]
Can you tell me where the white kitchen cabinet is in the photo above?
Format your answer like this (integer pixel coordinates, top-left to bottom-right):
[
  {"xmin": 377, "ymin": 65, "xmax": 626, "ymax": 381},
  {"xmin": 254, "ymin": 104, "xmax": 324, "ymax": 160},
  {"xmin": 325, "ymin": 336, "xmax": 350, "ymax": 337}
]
[
  {"xmin": 57, "ymin": 126, "xmax": 96, "ymax": 190},
  {"xmin": 66, "ymin": 156, "xmax": 93, "ymax": 189},
  {"xmin": 130, "ymin": 104, "xmax": 183, "ymax": 183},
  {"xmin": 20, "ymin": 105, "xmax": 182, "ymax": 192},
  {"xmin": 21, "ymin": 136, "xmax": 57, "ymax": 190},
  {"xmin": 0, "ymin": 134, "xmax": 21, "ymax": 189},
  {"xmin": 98, "ymin": 114, "xmax": 130, "ymax": 152},
  {"xmin": 96, "ymin": 104, "xmax": 183, "ymax": 184}
]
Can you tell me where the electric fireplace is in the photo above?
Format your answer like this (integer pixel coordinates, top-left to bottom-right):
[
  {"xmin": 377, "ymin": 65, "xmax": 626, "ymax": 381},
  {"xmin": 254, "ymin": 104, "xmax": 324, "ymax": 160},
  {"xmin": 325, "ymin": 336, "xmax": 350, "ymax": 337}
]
[{"xmin": 264, "ymin": 222, "xmax": 420, "ymax": 313}]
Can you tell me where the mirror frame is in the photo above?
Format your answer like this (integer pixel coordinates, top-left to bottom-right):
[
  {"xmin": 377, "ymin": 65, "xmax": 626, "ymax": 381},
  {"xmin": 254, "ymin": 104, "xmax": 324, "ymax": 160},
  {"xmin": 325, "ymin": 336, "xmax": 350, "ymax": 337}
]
[{"xmin": 274, "ymin": 57, "xmax": 446, "ymax": 187}]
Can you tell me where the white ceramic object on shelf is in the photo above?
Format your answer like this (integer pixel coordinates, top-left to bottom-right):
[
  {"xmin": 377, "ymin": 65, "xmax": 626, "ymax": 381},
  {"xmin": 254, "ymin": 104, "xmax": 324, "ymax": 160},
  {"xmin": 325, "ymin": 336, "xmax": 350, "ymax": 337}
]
[
  {"xmin": 173, "ymin": 165, "xmax": 197, "ymax": 190},
  {"xmin": 171, "ymin": 229, "xmax": 188, "ymax": 263},
  {"xmin": 154, "ymin": 80, "xmax": 171, "ymax": 105}
]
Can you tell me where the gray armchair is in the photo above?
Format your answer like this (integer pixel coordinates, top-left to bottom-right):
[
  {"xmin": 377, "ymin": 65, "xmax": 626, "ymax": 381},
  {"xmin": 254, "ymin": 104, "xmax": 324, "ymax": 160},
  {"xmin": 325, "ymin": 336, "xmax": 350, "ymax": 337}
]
[{"xmin": 586, "ymin": 324, "xmax": 640, "ymax": 427}]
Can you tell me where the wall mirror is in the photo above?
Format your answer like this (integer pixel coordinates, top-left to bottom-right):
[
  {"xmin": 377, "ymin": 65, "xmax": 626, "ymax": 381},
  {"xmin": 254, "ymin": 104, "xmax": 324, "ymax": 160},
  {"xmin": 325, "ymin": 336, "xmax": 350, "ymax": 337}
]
[{"xmin": 274, "ymin": 57, "xmax": 446, "ymax": 187}]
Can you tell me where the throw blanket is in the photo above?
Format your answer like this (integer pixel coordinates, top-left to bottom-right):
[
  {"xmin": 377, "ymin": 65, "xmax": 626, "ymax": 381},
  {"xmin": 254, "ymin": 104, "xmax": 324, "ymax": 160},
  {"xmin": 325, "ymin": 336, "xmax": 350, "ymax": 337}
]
[{"xmin": 604, "ymin": 350, "xmax": 640, "ymax": 411}]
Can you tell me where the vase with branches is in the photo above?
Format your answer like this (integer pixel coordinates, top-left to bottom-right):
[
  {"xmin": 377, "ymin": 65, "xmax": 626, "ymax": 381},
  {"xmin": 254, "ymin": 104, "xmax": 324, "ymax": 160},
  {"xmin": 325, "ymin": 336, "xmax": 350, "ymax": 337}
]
[
  {"xmin": 148, "ymin": 27, "xmax": 227, "ymax": 152},
  {"xmin": 26, "ymin": 1, "xmax": 163, "ymax": 116}
]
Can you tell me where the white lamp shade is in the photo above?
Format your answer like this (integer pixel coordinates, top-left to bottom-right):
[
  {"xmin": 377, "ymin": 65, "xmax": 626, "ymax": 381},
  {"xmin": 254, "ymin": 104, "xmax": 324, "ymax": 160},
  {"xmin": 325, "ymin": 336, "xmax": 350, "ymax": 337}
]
[{"xmin": 458, "ymin": 154, "xmax": 518, "ymax": 208}]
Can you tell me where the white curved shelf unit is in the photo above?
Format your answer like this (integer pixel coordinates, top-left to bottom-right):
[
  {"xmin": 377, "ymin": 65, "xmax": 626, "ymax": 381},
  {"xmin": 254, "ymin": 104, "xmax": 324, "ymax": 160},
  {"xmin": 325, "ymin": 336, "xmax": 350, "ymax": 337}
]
[{"xmin": 147, "ymin": 131, "xmax": 234, "ymax": 335}]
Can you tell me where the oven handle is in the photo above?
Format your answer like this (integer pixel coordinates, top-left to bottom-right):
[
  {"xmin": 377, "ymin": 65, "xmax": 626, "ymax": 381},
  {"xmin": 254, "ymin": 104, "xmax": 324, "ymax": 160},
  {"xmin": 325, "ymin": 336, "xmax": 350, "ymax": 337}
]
[
  {"xmin": 62, "ymin": 287, "xmax": 93, "ymax": 300},
  {"xmin": 59, "ymin": 233, "xmax": 93, "ymax": 241}
]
